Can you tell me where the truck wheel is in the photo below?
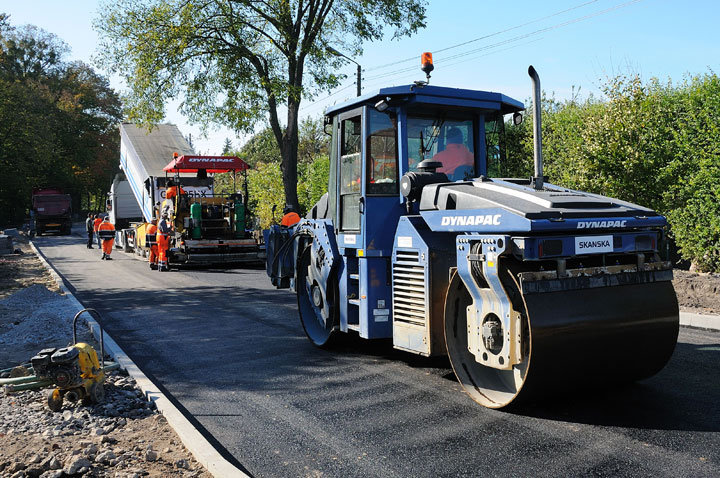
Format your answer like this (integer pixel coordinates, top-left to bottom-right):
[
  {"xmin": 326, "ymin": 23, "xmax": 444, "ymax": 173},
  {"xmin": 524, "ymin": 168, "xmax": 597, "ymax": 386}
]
[{"xmin": 123, "ymin": 233, "xmax": 133, "ymax": 253}]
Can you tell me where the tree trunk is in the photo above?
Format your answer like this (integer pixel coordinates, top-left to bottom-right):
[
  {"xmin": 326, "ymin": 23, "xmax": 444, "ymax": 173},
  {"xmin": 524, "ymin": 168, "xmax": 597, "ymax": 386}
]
[{"xmin": 281, "ymin": 100, "xmax": 301, "ymax": 212}]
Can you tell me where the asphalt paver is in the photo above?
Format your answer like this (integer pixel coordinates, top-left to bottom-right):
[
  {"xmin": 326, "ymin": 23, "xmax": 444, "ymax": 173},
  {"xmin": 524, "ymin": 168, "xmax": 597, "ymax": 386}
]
[{"xmin": 33, "ymin": 229, "xmax": 720, "ymax": 477}]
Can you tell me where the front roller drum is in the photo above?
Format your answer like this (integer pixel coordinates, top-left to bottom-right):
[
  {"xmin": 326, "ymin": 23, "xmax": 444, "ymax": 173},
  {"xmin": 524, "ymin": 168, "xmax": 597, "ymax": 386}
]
[{"xmin": 444, "ymin": 272, "xmax": 679, "ymax": 409}]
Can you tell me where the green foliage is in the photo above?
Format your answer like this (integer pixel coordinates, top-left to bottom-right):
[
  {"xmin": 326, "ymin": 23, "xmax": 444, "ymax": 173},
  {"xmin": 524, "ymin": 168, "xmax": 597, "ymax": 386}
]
[
  {"xmin": 221, "ymin": 138, "xmax": 233, "ymax": 155},
  {"xmin": 298, "ymin": 155, "xmax": 330, "ymax": 210},
  {"xmin": 230, "ymin": 117, "xmax": 330, "ymax": 228},
  {"xmin": 664, "ymin": 73, "xmax": 720, "ymax": 271},
  {"xmin": 504, "ymin": 72, "xmax": 720, "ymax": 271},
  {"xmin": 0, "ymin": 20, "xmax": 122, "ymax": 226},
  {"xmin": 246, "ymin": 162, "xmax": 286, "ymax": 229}
]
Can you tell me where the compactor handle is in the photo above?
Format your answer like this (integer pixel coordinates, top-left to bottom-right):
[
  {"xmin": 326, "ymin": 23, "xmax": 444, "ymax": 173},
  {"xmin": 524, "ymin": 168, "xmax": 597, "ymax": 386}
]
[{"xmin": 72, "ymin": 308, "xmax": 105, "ymax": 369}]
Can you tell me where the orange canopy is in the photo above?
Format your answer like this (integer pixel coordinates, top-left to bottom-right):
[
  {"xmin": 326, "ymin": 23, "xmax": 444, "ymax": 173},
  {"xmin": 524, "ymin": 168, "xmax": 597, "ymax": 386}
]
[{"xmin": 162, "ymin": 155, "xmax": 249, "ymax": 173}]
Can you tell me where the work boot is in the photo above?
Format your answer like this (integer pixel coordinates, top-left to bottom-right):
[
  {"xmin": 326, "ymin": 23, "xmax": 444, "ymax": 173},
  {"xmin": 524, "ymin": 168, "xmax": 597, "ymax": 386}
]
[
  {"xmin": 106, "ymin": 256, "xmax": 113, "ymax": 260},
  {"xmin": 150, "ymin": 263, "xmax": 158, "ymax": 270},
  {"xmin": 101, "ymin": 254, "xmax": 106, "ymax": 260}
]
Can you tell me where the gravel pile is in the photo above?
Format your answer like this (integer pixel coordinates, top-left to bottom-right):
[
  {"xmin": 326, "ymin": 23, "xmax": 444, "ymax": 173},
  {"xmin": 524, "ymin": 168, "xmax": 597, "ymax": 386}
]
[
  {"xmin": 0, "ymin": 284, "xmax": 82, "ymax": 348},
  {"xmin": 0, "ymin": 372, "xmax": 209, "ymax": 477}
]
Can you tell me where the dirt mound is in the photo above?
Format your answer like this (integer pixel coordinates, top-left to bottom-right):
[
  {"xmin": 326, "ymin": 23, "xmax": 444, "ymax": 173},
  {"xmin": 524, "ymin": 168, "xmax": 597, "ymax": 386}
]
[
  {"xmin": 673, "ymin": 269, "xmax": 720, "ymax": 315},
  {"xmin": 0, "ymin": 234, "xmax": 58, "ymax": 300}
]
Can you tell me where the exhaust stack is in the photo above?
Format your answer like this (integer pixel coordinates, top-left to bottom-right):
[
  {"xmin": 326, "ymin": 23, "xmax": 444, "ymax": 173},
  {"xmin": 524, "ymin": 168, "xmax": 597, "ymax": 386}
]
[{"xmin": 528, "ymin": 65, "xmax": 543, "ymax": 190}]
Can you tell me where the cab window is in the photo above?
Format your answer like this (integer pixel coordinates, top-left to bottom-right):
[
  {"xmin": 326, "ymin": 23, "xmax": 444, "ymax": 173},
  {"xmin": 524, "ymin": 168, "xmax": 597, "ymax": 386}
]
[
  {"xmin": 407, "ymin": 116, "xmax": 475, "ymax": 181},
  {"xmin": 366, "ymin": 109, "xmax": 398, "ymax": 195},
  {"xmin": 339, "ymin": 116, "xmax": 362, "ymax": 231},
  {"xmin": 485, "ymin": 114, "xmax": 505, "ymax": 177}
]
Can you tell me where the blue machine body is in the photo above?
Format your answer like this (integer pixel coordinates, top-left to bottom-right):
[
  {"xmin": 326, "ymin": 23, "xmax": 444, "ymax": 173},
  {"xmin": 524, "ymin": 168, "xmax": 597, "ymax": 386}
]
[{"xmin": 266, "ymin": 81, "xmax": 674, "ymax": 359}]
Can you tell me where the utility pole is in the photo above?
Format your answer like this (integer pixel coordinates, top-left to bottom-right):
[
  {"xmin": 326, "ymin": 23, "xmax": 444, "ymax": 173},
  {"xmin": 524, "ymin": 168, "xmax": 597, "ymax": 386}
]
[{"xmin": 326, "ymin": 46, "xmax": 362, "ymax": 97}]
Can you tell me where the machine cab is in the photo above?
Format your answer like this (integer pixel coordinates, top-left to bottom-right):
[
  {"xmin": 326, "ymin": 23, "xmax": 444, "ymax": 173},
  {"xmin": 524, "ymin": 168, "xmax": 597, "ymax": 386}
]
[{"xmin": 322, "ymin": 85, "xmax": 525, "ymax": 259}]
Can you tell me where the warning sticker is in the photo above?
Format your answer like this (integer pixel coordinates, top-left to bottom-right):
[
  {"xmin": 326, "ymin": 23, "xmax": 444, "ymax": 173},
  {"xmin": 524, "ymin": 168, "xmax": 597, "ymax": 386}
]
[{"xmin": 397, "ymin": 236, "xmax": 412, "ymax": 248}]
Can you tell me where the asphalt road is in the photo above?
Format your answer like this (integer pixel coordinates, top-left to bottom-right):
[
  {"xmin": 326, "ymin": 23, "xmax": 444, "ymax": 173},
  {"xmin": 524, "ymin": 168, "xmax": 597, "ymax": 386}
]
[{"xmin": 34, "ymin": 228, "xmax": 720, "ymax": 477}]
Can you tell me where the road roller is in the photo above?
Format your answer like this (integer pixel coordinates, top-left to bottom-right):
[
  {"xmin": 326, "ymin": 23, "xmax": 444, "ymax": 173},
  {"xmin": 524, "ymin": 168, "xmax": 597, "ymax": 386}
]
[{"xmin": 265, "ymin": 57, "xmax": 679, "ymax": 409}]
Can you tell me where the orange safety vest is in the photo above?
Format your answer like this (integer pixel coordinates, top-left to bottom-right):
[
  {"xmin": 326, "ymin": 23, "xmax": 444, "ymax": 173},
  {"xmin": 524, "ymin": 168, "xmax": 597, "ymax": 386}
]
[
  {"xmin": 281, "ymin": 212, "xmax": 301, "ymax": 227},
  {"xmin": 166, "ymin": 186, "xmax": 186, "ymax": 199},
  {"xmin": 93, "ymin": 218, "xmax": 103, "ymax": 232},
  {"xmin": 145, "ymin": 224, "xmax": 158, "ymax": 245},
  {"xmin": 97, "ymin": 221, "xmax": 115, "ymax": 240}
]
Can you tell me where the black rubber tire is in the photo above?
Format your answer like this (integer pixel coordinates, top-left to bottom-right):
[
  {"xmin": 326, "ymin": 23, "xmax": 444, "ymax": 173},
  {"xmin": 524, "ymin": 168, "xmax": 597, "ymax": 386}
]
[
  {"xmin": 296, "ymin": 245, "xmax": 338, "ymax": 347},
  {"xmin": 90, "ymin": 382, "xmax": 105, "ymax": 404},
  {"xmin": 47, "ymin": 389, "xmax": 63, "ymax": 412}
]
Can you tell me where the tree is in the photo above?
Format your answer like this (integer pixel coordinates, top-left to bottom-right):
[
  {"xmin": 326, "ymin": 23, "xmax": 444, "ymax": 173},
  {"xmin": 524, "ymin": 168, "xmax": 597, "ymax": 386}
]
[
  {"xmin": 221, "ymin": 137, "xmax": 234, "ymax": 155},
  {"xmin": 0, "ymin": 19, "xmax": 121, "ymax": 225},
  {"xmin": 95, "ymin": 0, "xmax": 427, "ymax": 211}
]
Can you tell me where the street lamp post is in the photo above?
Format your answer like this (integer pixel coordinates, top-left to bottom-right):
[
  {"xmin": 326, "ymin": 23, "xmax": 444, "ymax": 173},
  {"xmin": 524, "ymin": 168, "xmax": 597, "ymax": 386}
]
[{"xmin": 326, "ymin": 46, "xmax": 362, "ymax": 97}]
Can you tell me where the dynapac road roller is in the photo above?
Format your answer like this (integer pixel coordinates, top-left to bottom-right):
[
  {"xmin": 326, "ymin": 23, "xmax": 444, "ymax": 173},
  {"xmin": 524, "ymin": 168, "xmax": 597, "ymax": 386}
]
[{"xmin": 265, "ymin": 59, "xmax": 679, "ymax": 409}]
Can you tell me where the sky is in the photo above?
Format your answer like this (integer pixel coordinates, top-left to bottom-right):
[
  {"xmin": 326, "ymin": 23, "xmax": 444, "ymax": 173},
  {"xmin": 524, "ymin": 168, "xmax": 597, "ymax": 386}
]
[{"xmin": 2, "ymin": 0, "xmax": 718, "ymax": 155}]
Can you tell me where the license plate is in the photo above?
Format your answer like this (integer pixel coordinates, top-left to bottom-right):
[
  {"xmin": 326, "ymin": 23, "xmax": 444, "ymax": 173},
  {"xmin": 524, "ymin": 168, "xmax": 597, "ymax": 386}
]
[{"xmin": 575, "ymin": 235, "xmax": 613, "ymax": 254}]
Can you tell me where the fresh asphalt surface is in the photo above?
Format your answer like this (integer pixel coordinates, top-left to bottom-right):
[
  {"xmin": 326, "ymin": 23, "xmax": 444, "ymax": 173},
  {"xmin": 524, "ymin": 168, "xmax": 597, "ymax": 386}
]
[{"xmin": 34, "ymin": 227, "xmax": 720, "ymax": 477}]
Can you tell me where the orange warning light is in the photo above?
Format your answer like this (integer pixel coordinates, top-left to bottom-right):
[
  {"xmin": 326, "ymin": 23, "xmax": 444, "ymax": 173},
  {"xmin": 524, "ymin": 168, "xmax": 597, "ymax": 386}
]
[
  {"xmin": 421, "ymin": 52, "xmax": 434, "ymax": 74},
  {"xmin": 173, "ymin": 152, "xmax": 179, "ymax": 158}
]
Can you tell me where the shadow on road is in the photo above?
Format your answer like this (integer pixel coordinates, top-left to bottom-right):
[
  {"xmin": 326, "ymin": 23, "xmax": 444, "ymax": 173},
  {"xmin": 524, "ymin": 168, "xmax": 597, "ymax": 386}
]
[{"xmin": 509, "ymin": 341, "xmax": 720, "ymax": 432}]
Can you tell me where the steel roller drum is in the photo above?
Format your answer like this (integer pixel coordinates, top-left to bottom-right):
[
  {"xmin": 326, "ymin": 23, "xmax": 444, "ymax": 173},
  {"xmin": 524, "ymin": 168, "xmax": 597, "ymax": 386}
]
[{"xmin": 445, "ymin": 271, "xmax": 680, "ymax": 409}]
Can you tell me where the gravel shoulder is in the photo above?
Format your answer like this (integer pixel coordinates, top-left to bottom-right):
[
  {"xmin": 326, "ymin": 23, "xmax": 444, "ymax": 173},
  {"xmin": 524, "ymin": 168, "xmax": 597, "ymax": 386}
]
[
  {"xmin": 0, "ymin": 231, "xmax": 213, "ymax": 478},
  {"xmin": 1, "ymin": 373, "xmax": 210, "ymax": 478}
]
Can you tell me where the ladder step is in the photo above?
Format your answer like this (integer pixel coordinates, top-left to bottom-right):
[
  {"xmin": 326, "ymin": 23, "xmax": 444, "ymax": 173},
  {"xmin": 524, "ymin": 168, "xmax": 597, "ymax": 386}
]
[
  {"xmin": 349, "ymin": 273, "xmax": 359, "ymax": 280},
  {"xmin": 347, "ymin": 324, "xmax": 360, "ymax": 331},
  {"xmin": 348, "ymin": 298, "xmax": 360, "ymax": 306}
]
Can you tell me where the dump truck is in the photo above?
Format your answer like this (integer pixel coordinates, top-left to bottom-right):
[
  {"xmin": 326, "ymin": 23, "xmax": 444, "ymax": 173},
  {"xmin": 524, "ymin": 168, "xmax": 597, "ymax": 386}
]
[
  {"xmin": 117, "ymin": 123, "xmax": 262, "ymax": 264},
  {"xmin": 265, "ymin": 61, "xmax": 679, "ymax": 409},
  {"xmin": 32, "ymin": 188, "xmax": 72, "ymax": 235}
]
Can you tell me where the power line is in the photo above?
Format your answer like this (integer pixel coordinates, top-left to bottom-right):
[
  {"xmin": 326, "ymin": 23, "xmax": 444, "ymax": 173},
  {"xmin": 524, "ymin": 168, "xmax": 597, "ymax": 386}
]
[
  {"xmin": 301, "ymin": 0, "xmax": 644, "ymax": 116},
  {"xmin": 366, "ymin": 0, "xmax": 600, "ymax": 73},
  {"xmin": 363, "ymin": 0, "xmax": 643, "ymax": 83},
  {"xmin": 299, "ymin": 82, "xmax": 355, "ymax": 112},
  {"xmin": 303, "ymin": 37, "xmax": 545, "ymax": 117}
]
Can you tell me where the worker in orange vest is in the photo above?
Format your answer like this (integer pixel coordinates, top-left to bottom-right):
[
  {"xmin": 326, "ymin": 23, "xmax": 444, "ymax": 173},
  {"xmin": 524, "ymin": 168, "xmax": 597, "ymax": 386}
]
[
  {"xmin": 281, "ymin": 205, "xmax": 301, "ymax": 227},
  {"xmin": 165, "ymin": 179, "xmax": 186, "ymax": 200},
  {"xmin": 145, "ymin": 218, "xmax": 159, "ymax": 270},
  {"xmin": 93, "ymin": 214, "xmax": 103, "ymax": 249},
  {"xmin": 157, "ymin": 212, "xmax": 173, "ymax": 272},
  {"xmin": 97, "ymin": 217, "xmax": 116, "ymax": 260}
]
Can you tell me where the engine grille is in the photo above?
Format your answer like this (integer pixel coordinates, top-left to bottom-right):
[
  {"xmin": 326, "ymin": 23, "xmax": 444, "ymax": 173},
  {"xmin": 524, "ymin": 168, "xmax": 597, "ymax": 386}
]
[{"xmin": 392, "ymin": 250, "xmax": 427, "ymax": 327}]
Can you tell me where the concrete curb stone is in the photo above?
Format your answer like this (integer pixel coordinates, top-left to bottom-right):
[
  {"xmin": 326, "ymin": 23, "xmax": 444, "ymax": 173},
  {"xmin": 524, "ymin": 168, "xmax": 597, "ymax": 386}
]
[
  {"xmin": 29, "ymin": 240, "xmax": 249, "ymax": 478},
  {"xmin": 679, "ymin": 311, "xmax": 720, "ymax": 331}
]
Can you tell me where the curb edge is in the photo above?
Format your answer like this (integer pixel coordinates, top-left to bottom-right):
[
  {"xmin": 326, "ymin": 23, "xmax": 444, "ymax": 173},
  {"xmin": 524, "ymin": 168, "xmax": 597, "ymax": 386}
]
[{"xmin": 29, "ymin": 240, "xmax": 249, "ymax": 478}]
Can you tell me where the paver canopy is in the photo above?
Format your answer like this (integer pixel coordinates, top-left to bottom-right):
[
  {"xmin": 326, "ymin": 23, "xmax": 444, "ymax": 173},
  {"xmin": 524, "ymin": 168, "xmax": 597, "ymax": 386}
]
[{"xmin": 162, "ymin": 155, "xmax": 249, "ymax": 174}]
